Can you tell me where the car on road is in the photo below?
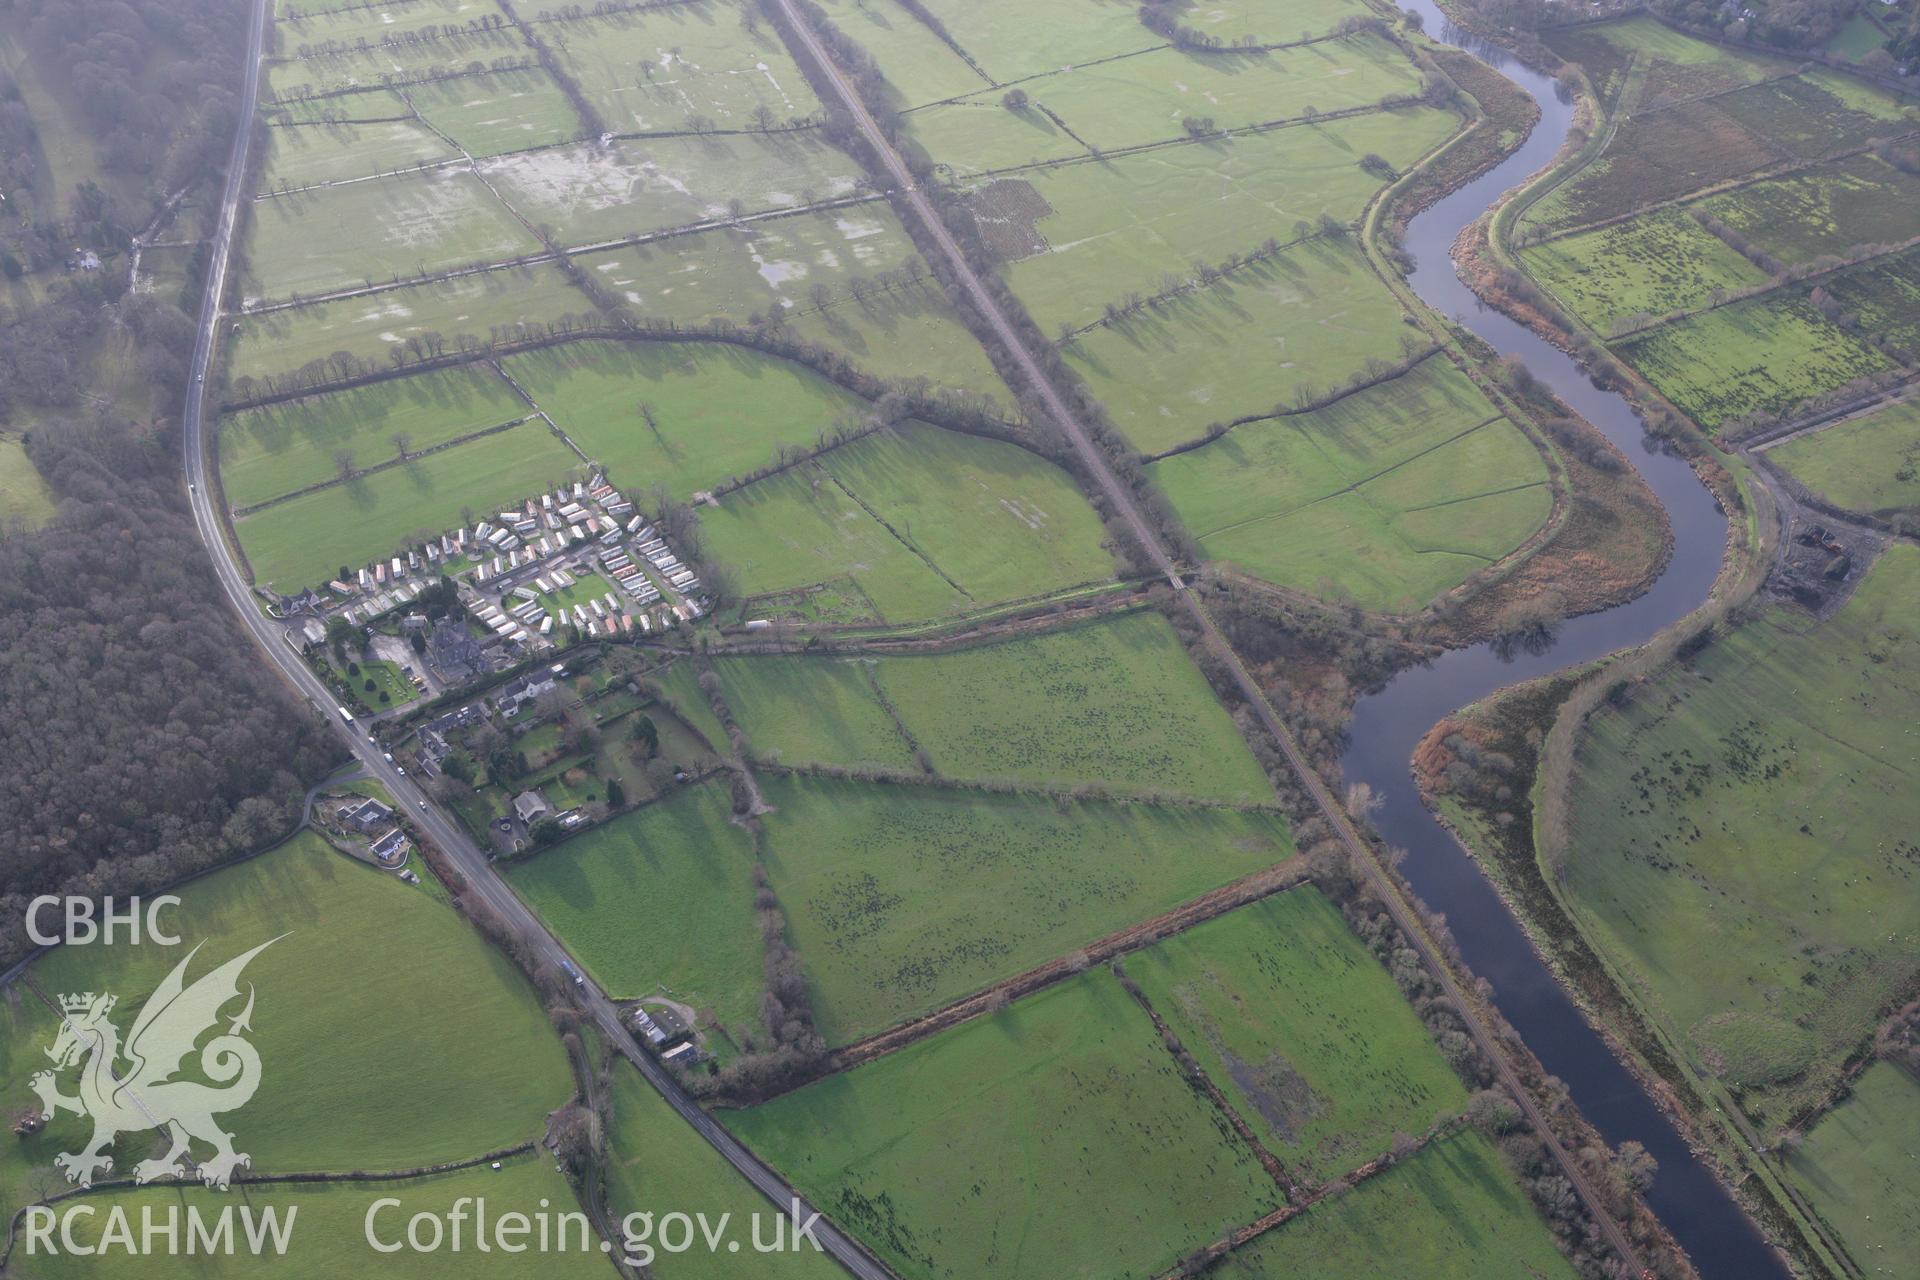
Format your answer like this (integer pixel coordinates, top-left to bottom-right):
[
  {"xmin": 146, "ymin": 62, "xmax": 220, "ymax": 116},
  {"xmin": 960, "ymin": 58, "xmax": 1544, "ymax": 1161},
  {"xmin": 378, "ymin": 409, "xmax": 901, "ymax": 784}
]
[{"xmin": 417, "ymin": 800, "xmax": 427, "ymax": 810}]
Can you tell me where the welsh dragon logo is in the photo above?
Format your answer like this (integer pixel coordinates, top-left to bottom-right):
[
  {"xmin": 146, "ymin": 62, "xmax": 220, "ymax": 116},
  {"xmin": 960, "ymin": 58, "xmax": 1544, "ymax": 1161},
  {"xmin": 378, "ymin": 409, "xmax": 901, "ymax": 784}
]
[{"xmin": 29, "ymin": 939, "xmax": 280, "ymax": 1190}]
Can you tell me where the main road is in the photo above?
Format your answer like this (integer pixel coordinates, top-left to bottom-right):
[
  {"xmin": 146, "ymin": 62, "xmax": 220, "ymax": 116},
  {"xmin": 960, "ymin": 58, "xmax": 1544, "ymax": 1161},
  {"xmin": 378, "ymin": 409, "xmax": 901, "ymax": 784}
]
[
  {"xmin": 767, "ymin": 0, "xmax": 1649, "ymax": 1270},
  {"xmin": 179, "ymin": 2, "xmax": 889, "ymax": 1275}
]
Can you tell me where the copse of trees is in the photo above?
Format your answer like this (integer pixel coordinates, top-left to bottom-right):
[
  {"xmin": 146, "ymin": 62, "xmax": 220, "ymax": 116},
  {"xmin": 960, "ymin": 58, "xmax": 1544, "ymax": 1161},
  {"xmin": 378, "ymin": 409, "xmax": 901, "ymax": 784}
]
[{"xmin": 0, "ymin": 417, "xmax": 341, "ymax": 968}]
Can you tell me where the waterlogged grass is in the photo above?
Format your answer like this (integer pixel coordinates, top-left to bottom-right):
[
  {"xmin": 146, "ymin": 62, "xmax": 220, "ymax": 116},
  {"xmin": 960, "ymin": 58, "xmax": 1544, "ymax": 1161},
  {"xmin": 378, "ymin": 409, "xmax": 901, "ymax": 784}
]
[
  {"xmin": 1067, "ymin": 236, "xmax": 1414, "ymax": 454},
  {"xmin": 1152, "ymin": 357, "xmax": 1550, "ymax": 611},
  {"xmin": 478, "ymin": 132, "xmax": 862, "ymax": 250},
  {"xmin": 1770, "ymin": 396, "xmax": 1920, "ymax": 519},
  {"xmin": 756, "ymin": 773, "xmax": 1293, "ymax": 1043},
  {"xmin": 1132, "ymin": 891, "xmax": 1467, "ymax": 1180},
  {"xmin": 502, "ymin": 339, "xmax": 865, "ymax": 497},
  {"xmin": 1562, "ymin": 545, "xmax": 1920, "ymax": 1130},
  {"xmin": 1695, "ymin": 153, "xmax": 1920, "ymax": 265},
  {"xmin": 243, "ymin": 168, "xmax": 542, "ymax": 302},
  {"xmin": 0, "ymin": 833, "xmax": 571, "ymax": 1226},
  {"xmin": 506, "ymin": 781, "xmax": 766, "ymax": 1033},
  {"xmin": 698, "ymin": 423, "xmax": 1114, "ymax": 624},
  {"xmin": 1784, "ymin": 1062, "xmax": 1920, "ymax": 1272},
  {"xmin": 1521, "ymin": 208, "xmax": 1771, "ymax": 335},
  {"xmin": 725, "ymin": 971, "xmax": 1282, "ymax": 1280},
  {"xmin": 997, "ymin": 107, "xmax": 1459, "ymax": 334},
  {"xmin": 219, "ymin": 365, "xmax": 525, "ymax": 507},
  {"xmin": 236, "ymin": 421, "xmax": 582, "ymax": 590},
  {"xmin": 1213, "ymin": 1132, "xmax": 1578, "ymax": 1279},
  {"xmin": 1615, "ymin": 292, "xmax": 1889, "ymax": 433},
  {"xmin": 20, "ymin": 1154, "xmax": 600, "ymax": 1280},
  {"xmin": 228, "ymin": 263, "xmax": 592, "ymax": 384},
  {"xmin": 604, "ymin": 1071, "xmax": 845, "ymax": 1280},
  {"xmin": 573, "ymin": 203, "xmax": 920, "ymax": 320}
]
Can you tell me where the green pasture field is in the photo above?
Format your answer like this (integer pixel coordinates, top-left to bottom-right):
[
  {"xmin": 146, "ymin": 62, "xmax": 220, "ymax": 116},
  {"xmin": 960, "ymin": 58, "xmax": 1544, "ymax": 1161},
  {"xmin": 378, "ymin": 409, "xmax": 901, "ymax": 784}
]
[
  {"xmin": 568, "ymin": 201, "xmax": 919, "ymax": 322},
  {"xmin": 1561, "ymin": 545, "xmax": 1920, "ymax": 1130},
  {"xmin": 908, "ymin": 0, "xmax": 1154, "ymax": 85},
  {"xmin": 696, "ymin": 466, "xmax": 962, "ymax": 623},
  {"xmin": 227, "ymin": 263, "xmax": 590, "ymax": 383},
  {"xmin": 657, "ymin": 658, "xmax": 731, "ymax": 751},
  {"xmin": 1151, "ymin": 357, "xmax": 1550, "ymax": 612},
  {"xmin": 899, "ymin": 96, "xmax": 1091, "ymax": 174},
  {"xmin": 0, "ymin": 438, "xmax": 54, "ymax": 529},
  {"xmin": 782, "ymin": 282, "xmax": 1009, "ymax": 394},
  {"xmin": 1130, "ymin": 890, "xmax": 1468, "ymax": 1181},
  {"xmin": 506, "ymin": 781, "xmax": 767, "ymax": 1032},
  {"xmin": 478, "ymin": 131, "xmax": 862, "ymax": 249},
  {"xmin": 1614, "ymin": 292, "xmax": 1889, "ymax": 432},
  {"xmin": 715, "ymin": 611, "xmax": 1273, "ymax": 801},
  {"xmin": 1770, "ymin": 395, "xmax": 1920, "ymax": 519},
  {"xmin": 755, "ymin": 773, "xmax": 1292, "ymax": 1042},
  {"xmin": 711, "ymin": 654, "xmax": 918, "ymax": 771},
  {"xmin": 0, "ymin": 832, "xmax": 571, "ymax": 1226},
  {"xmin": 19, "ymin": 1154, "xmax": 603, "ymax": 1280},
  {"xmin": 260, "ymin": 117, "xmax": 458, "ymax": 189},
  {"xmin": 1065, "ymin": 236, "xmax": 1414, "ymax": 454},
  {"xmin": 243, "ymin": 168, "xmax": 543, "ymax": 302},
  {"xmin": 1155, "ymin": 0, "xmax": 1380, "ymax": 44},
  {"xmin": 1524, "ymin": 96, "xmax": 1782, "ymax": 233},
  {"xmin": 1026, "ymin": 35, "xmax": 1424, "ymax": 154},
  {"xmin": 725, "ymin": 971, "xmax": 1282, "ymax": 1279},
  {"xmin": 997, "ymin": 106, "xmax": 1457, "ymax": 334},
  {"xmin": 543, "ymin": 3, "xmax": 823, "ymax": 133},
  {"xmin": 1826, "ymin": 13, "xmax": 1891, "ymax": 60},
  {"xmin": 1694, "ymin": 153, "xmax": 1920, "ymax": 265},
  {"xmin": 407, "ymin": 68, "xmax": 588, "ymax": 155},
  {"xmin": 812, "ymin": 0, "xmax": 991, "ymax": 107},
  {"xmin": 696, "ymin": 422, "xmax": 1114, "ymax": 624},
  {"xmin": 1784, "ymin": 1062, "xmax": 1920, "ymax": 1271},
  {"xmin": 1520, "ymin": 208, "xmax": 1771, "ymax": 336},
  {"xmin": 1713, "ymin": 69, "xmax": 1918, "ymax": 160},
  {"xmin": 876, "ymin": 610, "xmax": 1270, "ymax": 800},
  {"xmin": 1213, "ymin": 1131, "xmax": 1578, "ymax": 1279},
  {"xmin": 1816, "ymin": 243, "xmax": 1920, "ymax": 355},
  {"xmin": 604, "ymin": 1071, "xmax": 846, "ymax": 1280},
  {"xmin": 819, "ymin": 423, "xmax": 1116, "ymax": 600},
  {"xmin": 235, "ymin": 420, "xmax": 582, "ymax": 590},
  {"xmin": 501, "ymin": 339, "xmax": 866, "ymax": 495},
  {"xmin": 219, "ymin": 365, "xmax": 525, "ymax": 508}
]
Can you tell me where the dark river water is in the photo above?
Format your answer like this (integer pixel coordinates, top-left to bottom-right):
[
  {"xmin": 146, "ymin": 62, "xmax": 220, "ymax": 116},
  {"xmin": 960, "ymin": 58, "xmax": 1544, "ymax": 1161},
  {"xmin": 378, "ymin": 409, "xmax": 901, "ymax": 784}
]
[{"xmin": 1340, "ymin": 5, "xmax": 1791, "ymax": 1275}]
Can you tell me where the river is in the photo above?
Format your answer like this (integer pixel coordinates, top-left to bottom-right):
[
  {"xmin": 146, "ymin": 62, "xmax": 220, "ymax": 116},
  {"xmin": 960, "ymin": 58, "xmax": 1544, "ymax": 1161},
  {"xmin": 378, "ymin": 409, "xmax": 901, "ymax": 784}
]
[{"xmin": 1340, "ymin": 4, "xmax": 1791, "ymax": 1275}]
